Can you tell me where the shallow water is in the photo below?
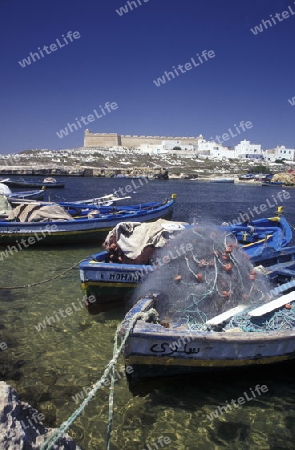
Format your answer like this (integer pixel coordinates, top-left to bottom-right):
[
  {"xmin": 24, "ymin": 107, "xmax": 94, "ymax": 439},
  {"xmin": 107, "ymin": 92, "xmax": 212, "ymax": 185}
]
[{"xmin": 1, "ymin": 177, "xmax": 295, "ymax": 450}]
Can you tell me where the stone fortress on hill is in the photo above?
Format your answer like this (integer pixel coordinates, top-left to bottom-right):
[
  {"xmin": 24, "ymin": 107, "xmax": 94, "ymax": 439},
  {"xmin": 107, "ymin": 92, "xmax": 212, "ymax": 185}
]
[
  {"xmin": 83, "ymin": 130, "xmax": 295, "ymax": 164},
  {"xmin": 84, "ymin": 129, "xmax": 201, "ymax": 148}
]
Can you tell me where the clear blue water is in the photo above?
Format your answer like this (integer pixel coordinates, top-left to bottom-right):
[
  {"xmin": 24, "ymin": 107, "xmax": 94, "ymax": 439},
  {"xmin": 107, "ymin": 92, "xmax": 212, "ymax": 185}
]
[{"xmin": 1, "ymin": 177, "xmax": 295, "ymax": 450}]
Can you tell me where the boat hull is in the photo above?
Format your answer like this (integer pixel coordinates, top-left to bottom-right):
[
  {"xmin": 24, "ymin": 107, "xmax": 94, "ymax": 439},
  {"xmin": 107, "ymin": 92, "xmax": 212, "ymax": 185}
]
[
  {"xmin": 121, "ymin": 297, "xmax": 295, "ymax": 380},
  {"xmin": 210, "ymin": 178, "xmax": 235, "ymax": 183},
  {"xmin": 80, "ymin": 258, "xmax": 152, "ymax": 306},
  {"xmin": 261, "ymin": 182, "xmax": 283, "ymax": 186},
  {"xmin": 4, "ymin": 180, "xmax": 65, "ymax": 188},
  {"xmin": 80, "ymin": 254, "xmax": 148, "ymax": 311}
]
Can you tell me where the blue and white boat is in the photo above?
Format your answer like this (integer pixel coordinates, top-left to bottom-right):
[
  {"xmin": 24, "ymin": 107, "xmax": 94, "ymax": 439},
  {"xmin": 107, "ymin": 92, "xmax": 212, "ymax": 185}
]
[
  {"xmin": 210, "ymin": 178, "xmax": 235, "ymax": 183},
  {"xmin": 80, "ymin": 209, "xmax": 293, "ymax": 309},
  {"xmin": 0, "ymin": 196, "xmax": 176, "ymax": 246}
]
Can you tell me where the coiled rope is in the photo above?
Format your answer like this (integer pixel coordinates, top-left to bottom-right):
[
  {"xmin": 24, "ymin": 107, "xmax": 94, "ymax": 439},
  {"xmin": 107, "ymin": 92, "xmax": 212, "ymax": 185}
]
[{"xmin": 40, "ymin": 311, "xmax": 142, "ymax": 450}]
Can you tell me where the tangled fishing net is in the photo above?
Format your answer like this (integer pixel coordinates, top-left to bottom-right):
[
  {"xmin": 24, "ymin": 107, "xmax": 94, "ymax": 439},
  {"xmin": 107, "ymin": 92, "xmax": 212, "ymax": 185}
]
[{"xmin": 133, "ymin": 225, "xmax": 295, "ymax": 333}]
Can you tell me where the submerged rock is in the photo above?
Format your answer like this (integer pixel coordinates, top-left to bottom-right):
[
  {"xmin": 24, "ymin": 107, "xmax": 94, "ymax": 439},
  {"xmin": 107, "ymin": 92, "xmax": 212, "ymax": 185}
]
[{"xmin": 0, "ymin": 381, "xmax": 83, "ymax": 450}]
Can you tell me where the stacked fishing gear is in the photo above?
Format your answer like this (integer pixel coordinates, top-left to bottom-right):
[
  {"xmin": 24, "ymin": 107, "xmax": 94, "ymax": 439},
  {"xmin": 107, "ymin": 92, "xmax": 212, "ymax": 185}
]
[{"xmin": 134, "ymin": 225, "xmax": 280, "ymax": 332}]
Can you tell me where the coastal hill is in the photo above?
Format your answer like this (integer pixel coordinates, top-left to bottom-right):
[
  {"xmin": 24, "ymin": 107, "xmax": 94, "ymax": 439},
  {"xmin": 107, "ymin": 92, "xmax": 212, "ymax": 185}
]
[{"xmin": 0, "ymin": 147, "xmax": 289, "ymax": 179}]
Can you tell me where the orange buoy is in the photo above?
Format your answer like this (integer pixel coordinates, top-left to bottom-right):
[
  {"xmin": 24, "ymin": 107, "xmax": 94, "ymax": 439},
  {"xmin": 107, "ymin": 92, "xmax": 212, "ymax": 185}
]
[
  {"xmin": 174, "ymin": 275, "xmax": 182, "ymax": 282},
  {"xmin": 223, "ymin": 263, "xmax": 233, "ymax": 271},
  {"xmin": 285, "ymin": 303, "xmax": 292, "ymax": 309},
  {"xmin": 196, "ymin": 273, "xmax": 203, "ymax": 282},
  {"xmin": 222, "ymin": 291, "xmax": 230, "ymax": 298}
]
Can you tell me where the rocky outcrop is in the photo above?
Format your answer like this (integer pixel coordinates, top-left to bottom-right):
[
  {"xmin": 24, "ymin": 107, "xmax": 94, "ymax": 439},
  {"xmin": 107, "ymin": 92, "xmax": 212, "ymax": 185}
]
[
  {"xmin": 272, "ymin": 172, "xmax": 295, "ymax": 185},
  {"xmin": 0, "ymin": 381, "xmax": 82, "ymax": 450}
]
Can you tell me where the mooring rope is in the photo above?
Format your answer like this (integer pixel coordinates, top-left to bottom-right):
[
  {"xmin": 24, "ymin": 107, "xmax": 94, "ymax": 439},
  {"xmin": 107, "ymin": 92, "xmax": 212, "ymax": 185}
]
[
  {"xmin": 106, "ymin": 326, "xmax": 118, "ymax": 450},
  {"xmin": 40, "ymin": 311, "xmax": 142, "ymax": 450},
  {"xmin": 0, "ymin": 259, "xmax": 84, "ymax": 290}
]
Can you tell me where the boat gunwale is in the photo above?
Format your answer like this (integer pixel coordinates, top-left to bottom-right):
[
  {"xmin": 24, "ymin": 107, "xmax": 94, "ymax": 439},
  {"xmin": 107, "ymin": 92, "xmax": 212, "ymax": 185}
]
[
  {"xmin": 120, "ymin": 296, "xmax": 295, "ymax": 343},
  {"xmin": 129, "ymin": 322, "xmax": 295, "ymax": 342},
  {"xmin": 0, "ymin": 199, "xmax": 174, "ymax": 227}
]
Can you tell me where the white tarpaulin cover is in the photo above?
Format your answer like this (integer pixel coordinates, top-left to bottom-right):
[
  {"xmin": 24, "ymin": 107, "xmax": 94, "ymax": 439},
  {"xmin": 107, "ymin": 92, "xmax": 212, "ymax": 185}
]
[
  {"xmin": 0, "ymin": 195, "xmax": 12, "ymax": 215},
  {"xmin": 103, "ymin": 219, "xmax": 188, "ymax": 259},
  {"xmin": 0, "ymin": 183, "xmax": 11, "ymax": 196}
]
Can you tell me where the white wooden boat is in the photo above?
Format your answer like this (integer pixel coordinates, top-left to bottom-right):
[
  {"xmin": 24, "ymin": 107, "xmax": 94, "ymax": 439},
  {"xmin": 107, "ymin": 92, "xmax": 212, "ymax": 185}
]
[{"xmin": 119, "ymin": 285, "xmax": 295, "ymax": 380}]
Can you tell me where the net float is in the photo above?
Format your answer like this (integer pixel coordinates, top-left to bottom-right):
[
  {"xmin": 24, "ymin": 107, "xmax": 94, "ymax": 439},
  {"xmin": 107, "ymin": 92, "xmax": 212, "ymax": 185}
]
[
  {"xmin": 196, "ymin": 273, "xmax": 203, "ymax": 282},
  {"xmin": 222, "ymin": 291, "xmax": 230, "ymax": 298},
  {"xmin": 174, "ymin": 275, "xmax": 182, "ymax": 282}
]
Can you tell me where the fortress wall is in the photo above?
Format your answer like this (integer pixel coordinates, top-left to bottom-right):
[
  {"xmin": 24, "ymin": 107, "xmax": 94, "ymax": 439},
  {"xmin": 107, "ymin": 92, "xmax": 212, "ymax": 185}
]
[
  {"xmin": 84, "ymin": 131, "xmax": 200, "ymax": 148},
  {"xmin": 84, "ymin": 132, "xmax": 120, "ymax": 148},
  {"xmin": 121, "ymin": 135, "xmax": 164, "ymax": 147},
  {"xmin": 121, "ymin": 135, "xmax": 201, "ymax": 147}
]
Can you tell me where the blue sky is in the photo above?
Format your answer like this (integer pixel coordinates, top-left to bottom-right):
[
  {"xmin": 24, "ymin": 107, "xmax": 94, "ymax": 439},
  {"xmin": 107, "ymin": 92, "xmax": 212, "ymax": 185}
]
[{"xmin": 1, "ymin": 0, "xmax": 295, "ymax": 154}]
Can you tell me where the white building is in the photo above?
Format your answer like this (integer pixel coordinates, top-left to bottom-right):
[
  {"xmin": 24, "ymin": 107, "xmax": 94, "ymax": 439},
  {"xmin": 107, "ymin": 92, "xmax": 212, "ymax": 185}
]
[
  {"xmin": 266, "ymin": 146, "xmax": 295, "ymax": 162},
  {"xmin": 139, "ymin": 143, "xmax": 165, "ymax": 154},
  {"xmin": 161, "ymin": 140, "xmax": 196, "ymax": 151},
  {"xmin": 139, "ymin": 140, "xmax": 196, "ymax": 154},
  {"xmin": 275, "ymin": 145, "xmax": 295, "ymax": 161},
  {"xmin": 197, "ymin": 139, "xmax": 233, "ymax": 159},
  {"xmin": 234, "ymin": 140, "xmax": 263, "ymax": 159}
]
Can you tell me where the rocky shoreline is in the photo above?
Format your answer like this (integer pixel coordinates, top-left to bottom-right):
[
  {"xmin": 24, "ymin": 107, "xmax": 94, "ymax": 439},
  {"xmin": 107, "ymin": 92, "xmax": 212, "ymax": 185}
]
[
  {"xmin": 0, "ymin": 166, "xmax": 169, "ymax": 179},
  {"xmin": 0, "ymin": 382, "xmax": 82, "ymax": 450}
]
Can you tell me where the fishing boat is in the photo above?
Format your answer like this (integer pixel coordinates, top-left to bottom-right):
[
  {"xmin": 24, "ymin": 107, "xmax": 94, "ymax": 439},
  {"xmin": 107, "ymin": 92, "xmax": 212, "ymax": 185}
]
[
  {"xmin": 0, "ymin": 195, "xmax": 176, "ymax": 246},
  {"xmin": 210, "ymin": 178, "xmax": 235, "ymax": 183},
  {"xmin": 8, "ymin": 193, "xmax": 131, "ymax": 208},
  {"xmin": 79, "ymin": 209, "xmax": 293, "ymax": 308},
  {"xmin": 119, "ymin": 284, "xmax": 295, "ymax": 381},
  {"xmin": 73, "ymin": 194, "xmax": 131, "ymax": 207},
  {"xmin": 0, "ymin": 183, "xmax": 45, "ymax": 202},
  {"xmin": 3, "ymin": 177, "xmax": 65, "ymax": 188},
  {"xmin": 238, "ymin": 174, "xmax": 255, "ymax": 181},
  {"xmin": 225, "ymin": 212, "xmax": 292, "ymax": 259},
  {"xmin": 8, "ymin": 190, "xmax": 45, "ymax": 201},
  {"xmin": 118, "ymin": 222, "xmax": 295, "ymax": 381},
  {"xmin": 261, "ymin": 181, "xmax": 284, "ymax": 187},
  {"xmin": 80, "ymin": 219, "xmax": 187, "ymax": 311},
  {"xmin": 80, "ymin": 251, "xmax": 148, "ymax": 312}
]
